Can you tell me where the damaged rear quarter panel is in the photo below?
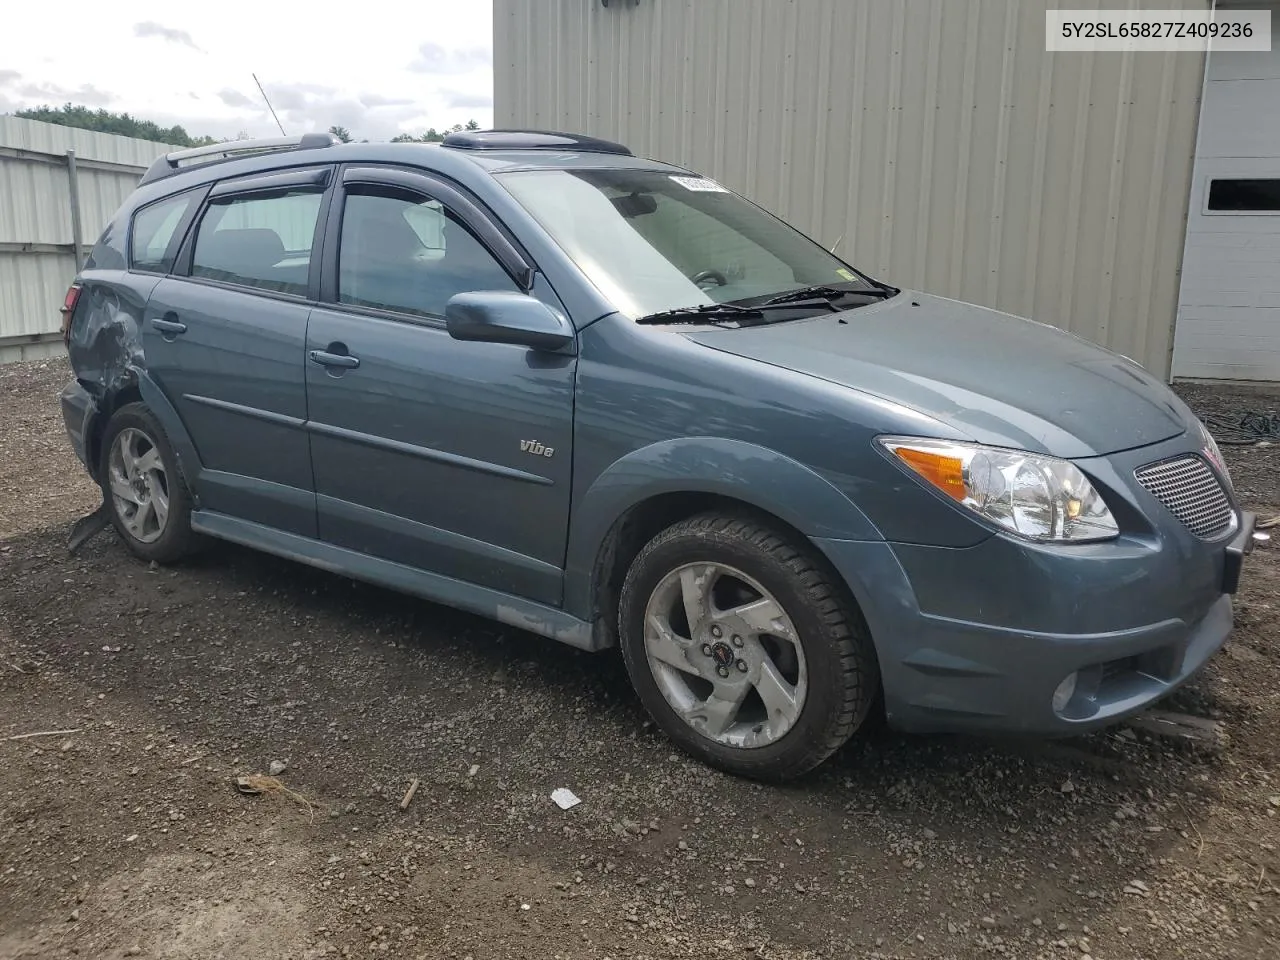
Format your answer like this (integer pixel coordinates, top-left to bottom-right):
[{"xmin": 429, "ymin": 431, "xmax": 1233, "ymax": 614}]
[{"xmin": 66, "ymin": 270, "xmax": 163, "ymax": 474}]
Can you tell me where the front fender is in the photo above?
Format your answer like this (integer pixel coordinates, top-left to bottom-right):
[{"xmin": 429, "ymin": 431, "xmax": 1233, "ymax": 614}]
[{"xmin": 563, "ymin": 437, "xmax": 884, "ymax": 619}]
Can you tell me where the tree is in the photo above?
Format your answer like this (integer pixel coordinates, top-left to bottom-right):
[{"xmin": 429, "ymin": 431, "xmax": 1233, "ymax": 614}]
[
  {"xmin": 387, "ymin": 121, "xmax": 481, "ymax": 144},
  {"xmin": 328, "ymin": 125, "xmax": 353, "ymax": 143},
  {"xmin": 13, "ymin": 103, "xmax": 217, "ymax": 146}
]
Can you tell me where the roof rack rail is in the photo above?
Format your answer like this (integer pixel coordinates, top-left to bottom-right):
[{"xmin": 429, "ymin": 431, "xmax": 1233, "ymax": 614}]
[
  {"xmin": 138, "ymin": 133, "xmax": 340, "ymax": 185},
  {"xmin": 441, "ymin": 129, "xmax": 632, "ymax": 156}
]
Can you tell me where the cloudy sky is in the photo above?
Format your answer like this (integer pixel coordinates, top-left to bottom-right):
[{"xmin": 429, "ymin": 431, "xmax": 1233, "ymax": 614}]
[{"xmin": 0, "ymin": 0, "xmax": 495, "ymax": 142}]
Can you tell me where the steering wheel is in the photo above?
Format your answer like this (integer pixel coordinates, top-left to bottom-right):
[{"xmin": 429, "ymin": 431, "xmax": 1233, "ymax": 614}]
[{"xmin": 691, "ymin": 269, "xmax": 728, "ymax": 288}]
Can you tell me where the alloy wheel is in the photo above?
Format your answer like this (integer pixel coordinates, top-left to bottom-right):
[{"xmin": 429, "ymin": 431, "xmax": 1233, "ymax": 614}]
[
  {"xmin": 107, "ymin": 427, "xmax": 170, "ymax": 544},
  {"xmin": 642, "ymin": 562, "xmax": 808, "ymax": 748}
]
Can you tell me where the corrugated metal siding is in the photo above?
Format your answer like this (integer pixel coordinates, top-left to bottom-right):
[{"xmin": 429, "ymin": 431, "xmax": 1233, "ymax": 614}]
[
  {"xmin": 494, "ymin": 0, "xmax": 1209, "ymax": 378},
  {"xmin": 0, "ymin": 116, "xmax": 180, "ymax": 168},
  {"xmin": 0, "ymin": 117, "xmax": 175, "ymax": 361}
]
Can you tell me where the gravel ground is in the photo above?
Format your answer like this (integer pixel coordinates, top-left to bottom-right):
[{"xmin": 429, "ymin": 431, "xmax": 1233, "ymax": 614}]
[{"xmin": 1, "ymin": 356, "xmax": 1278, "ymax": 960}]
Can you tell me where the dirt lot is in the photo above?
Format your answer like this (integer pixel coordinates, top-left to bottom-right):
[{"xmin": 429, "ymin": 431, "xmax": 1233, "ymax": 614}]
[{"xmin": 1, "ymin": 357, "xmax": 1278, "ymax": 960}]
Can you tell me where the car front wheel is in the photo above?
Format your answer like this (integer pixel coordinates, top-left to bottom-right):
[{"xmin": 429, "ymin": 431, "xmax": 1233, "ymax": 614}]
[{"xmin": 618, "ymin": 512, "xmax": 879, "ymax": 781}]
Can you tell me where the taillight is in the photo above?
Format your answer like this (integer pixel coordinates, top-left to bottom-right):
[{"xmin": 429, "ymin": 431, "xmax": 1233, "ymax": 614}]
[{"xmin": 61, "ymin": 283, "xmax": 82, "ymax": 346}]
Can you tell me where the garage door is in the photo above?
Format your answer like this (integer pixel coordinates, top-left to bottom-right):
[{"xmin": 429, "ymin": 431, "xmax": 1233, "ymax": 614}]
[{"xmin": 1172, "ymin": 32, "xmax": 1280, "ymax": 382}]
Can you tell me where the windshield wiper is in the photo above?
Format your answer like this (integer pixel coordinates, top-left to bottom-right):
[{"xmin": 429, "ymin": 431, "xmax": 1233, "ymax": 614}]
[
  {"xmin": 636, "ymin": 294, "xmax": 870, "ymax": 326},
  {"xmin": 636, "ymin": 303, "xmax": 765, "ymax": 325},
  {"xmin": 762, "ymin": 284, "xmax": 897, "ymax": 306}
]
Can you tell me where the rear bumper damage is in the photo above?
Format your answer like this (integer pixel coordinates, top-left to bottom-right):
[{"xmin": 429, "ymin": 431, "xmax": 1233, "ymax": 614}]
[{"xmin": 59, "ymin": 378, "xmax": 98, "ymax": 476}]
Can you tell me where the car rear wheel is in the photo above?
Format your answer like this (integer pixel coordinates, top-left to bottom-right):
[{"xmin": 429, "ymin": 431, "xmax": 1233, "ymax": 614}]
[
  {"xmin": 98, "ymin": 403, "xmax": 198, "ymax": 563},
  {"xmin": 618, "ymin": 512, "xmax": 878, "ymax": 781}
]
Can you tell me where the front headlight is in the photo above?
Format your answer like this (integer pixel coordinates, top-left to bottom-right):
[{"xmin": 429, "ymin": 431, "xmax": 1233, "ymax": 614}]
[
  {"xmin": 879, "ymin": 437, "xmax": 1119, "ymax": 542},
  {"xmin": 1197, "ymin": 420, "xmax": 1232, "ymax": 489}
]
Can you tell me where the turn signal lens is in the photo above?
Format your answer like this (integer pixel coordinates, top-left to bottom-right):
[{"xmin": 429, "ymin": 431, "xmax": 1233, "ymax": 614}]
[
  {"xmin": 880, "ymin": 437, "xmax": 1119, "ymax": 542},
  {"xmin": 892, "ymin": 447, "xmax": 966, "ymax": 501}
]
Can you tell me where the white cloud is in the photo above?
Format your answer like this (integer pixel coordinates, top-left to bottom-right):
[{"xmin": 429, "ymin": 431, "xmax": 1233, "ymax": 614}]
[
  {"xmin": 444, "ymin": 89, "xmax": 495, "ymax": 110},
  {"xmin": 0, "ymin": 0, "xmax": 495, "ymax": 142},
  {"xmin": 409, "ymin": 43, "xmax": 493, "ymax": 75},
  {"xmin": 134, "ymin": 21, "xmax": 201, "ymax": 51}
]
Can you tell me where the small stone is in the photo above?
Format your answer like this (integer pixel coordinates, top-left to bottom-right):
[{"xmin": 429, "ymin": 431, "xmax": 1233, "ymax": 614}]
[
  {"xmin": 69, "ymin": 909, "xmax": 79, "ymax": 921},
  {"xmin": 744, "ymin": 878, "xmax": 755, "ymax": 888},
  {"xmin": 921, "ymin": 828, "xmax": 937, "ymax": 840},
  {"xmin": 981, "ymin": 917, "xmax": 997, "ymax": 929},
  {"xmin": 677, "ymin": 840, "xmax": 688, "ymax": 851},
  {"xmin": 1060, "ymin": 780, "xmax": 1075, "ymax": 794},
  {"xmin": 947, "ymin": 922, "xmax": 959, "ymax": 935},
  {"xmin": 467, "ymin": 764, "xmax": 479, "ymax": 778},
  {"xmin": 268, "ymin": 760, "xmax": 287, "ymax": 776},
  {"xmin": 519, "ymin": 903, "xmax": 530, "ymax": 911},
  {"xmin": 125, "ymin": 949, "xmax": 141, "ymax": 957}
]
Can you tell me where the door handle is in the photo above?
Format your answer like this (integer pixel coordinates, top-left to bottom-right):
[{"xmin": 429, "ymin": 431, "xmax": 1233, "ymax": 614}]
[
  {"xmin": 150, "ymin": 317, "xmax": 187, "ymax": 335},
  {"xmin": 308, "ymin": 350, "xmax": 360, "ymax": 369}
]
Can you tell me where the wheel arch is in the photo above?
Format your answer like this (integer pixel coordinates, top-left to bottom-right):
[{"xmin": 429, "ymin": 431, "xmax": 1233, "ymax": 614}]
[
  {"xmin": 84, "ymin": 379, "xmax": 142, "ymax": 480},
  {"xmin": 85, "ymin": 370, "xmax": 202, "ymax": 497},
  {"xmin": 566, "ymin": 437, "xmax": 883, "ymax": 648}
]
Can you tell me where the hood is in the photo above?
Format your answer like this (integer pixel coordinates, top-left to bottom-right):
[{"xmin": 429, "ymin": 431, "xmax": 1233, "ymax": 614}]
[{"xmin": 685, "ymin": 292, "xmax": 1190, "ymax": 458}]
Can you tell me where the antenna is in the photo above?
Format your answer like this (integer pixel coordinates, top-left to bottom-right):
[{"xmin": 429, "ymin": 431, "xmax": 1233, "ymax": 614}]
[{"xmin": 252, "ymin": 73, "xmax": 287, "ymax": 136}]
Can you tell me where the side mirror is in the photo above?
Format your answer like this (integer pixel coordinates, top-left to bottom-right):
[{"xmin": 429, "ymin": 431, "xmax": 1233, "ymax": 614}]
[{"xmin": 444, "ymin": 292, "xmax": 574, "ymax": 351}]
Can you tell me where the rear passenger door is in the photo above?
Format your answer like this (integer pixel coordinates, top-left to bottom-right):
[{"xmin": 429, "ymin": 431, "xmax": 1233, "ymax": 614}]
[
  {"xmin": 144, "ymin": 166, "xmax": 331, "ymax": 536},
  {"xmin": 305, "ymin": 166, "xmax": 576, "ymax": 605}
]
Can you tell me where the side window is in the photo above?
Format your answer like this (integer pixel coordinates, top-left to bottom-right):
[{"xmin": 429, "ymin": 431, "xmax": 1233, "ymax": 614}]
[
  {"xmin": 130, "ymin": 192, "xmax": 198, "ymax": 273},
  {"xmin": 191, "ymin": 190, "xmax": 322, "ymax": 296},
  {"xmin": 338, "ymin": 188, "xmax": 518, "ymax": 318}
]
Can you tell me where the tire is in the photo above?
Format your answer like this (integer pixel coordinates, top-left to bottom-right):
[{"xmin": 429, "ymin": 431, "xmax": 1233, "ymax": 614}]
[
  {"xmin": 98, "ymin": 402, "xmax": 199, "ymax": 564},
  {"xmin": 618, "ymin": 511, "xmax": 879, "ymax": 782}
]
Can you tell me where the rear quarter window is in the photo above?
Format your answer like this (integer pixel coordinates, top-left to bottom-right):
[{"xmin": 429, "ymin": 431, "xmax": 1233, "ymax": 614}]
[{"xmin": 130, "ymin": 191, "xmax": 200, "ymax": 274}]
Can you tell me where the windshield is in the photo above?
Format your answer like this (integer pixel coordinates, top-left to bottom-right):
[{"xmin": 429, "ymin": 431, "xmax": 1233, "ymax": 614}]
[{"xmin": 497, "ymin": 168, "xmax": 877, "ymax": 319}]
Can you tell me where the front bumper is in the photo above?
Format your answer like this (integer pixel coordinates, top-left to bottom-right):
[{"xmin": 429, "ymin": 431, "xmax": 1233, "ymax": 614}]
[{"xmin": 814, "ymin": 509, "xmax": 1255, "ymax": 737}]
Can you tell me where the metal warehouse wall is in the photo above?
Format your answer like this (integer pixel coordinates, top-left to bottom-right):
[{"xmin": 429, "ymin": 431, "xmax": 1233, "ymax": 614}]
[
  {"xmin": 0, "ymin": 117, "xmax": 173, "ymax": 363},
  {"xmin": 494, "ymin": 0, "xmax": 1210, "ymax": 379}
]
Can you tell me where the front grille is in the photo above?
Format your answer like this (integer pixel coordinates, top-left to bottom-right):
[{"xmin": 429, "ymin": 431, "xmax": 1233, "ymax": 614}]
[{"xmin": 1134, "ymin": 455, "xmax": 1235, "ymax": 539}]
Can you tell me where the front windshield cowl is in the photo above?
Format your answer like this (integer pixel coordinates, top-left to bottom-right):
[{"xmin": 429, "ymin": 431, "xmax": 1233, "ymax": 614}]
[{"xmin": 495, "ymin": 167, "xmax": 883, "ymax": 322}]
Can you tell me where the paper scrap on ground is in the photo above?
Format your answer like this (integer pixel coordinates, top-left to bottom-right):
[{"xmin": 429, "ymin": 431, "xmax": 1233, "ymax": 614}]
[{"xmin": 551, "ymin": 788, "xmax": 581, "ymax": 810}]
